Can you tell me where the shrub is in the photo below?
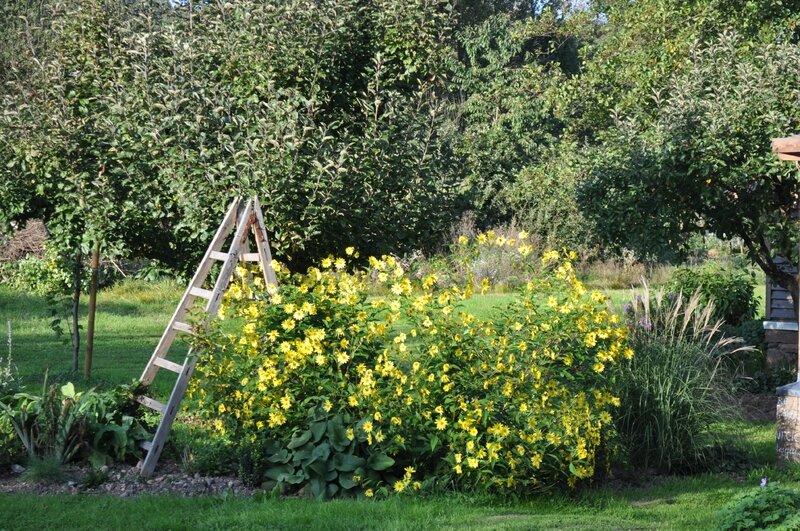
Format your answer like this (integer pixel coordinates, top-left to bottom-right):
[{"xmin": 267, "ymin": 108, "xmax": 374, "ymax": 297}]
[
  {"xmin": 189, "ymin": 241, "xmax": 630, "ymax": 497},
  {"xmin": 667, "ymin": 263, "xmax": 758, "ymax": 325},
  {"xmin": 614, "ymin": 284, "xmax": 749, "ymax": 473},
  {"xmin": 717, "ymin": 484, "xmax": 800, "ymax": 531}
]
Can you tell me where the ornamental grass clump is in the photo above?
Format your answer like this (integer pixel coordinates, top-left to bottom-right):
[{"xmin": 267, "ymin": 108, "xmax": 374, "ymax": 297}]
[
  {"xmin": 613, "ymin": 283, "xmax": 749, "ymax": 473},
  {"xmin": 189, "ymin": 238, "xmax": 630, "ymax": 498}
]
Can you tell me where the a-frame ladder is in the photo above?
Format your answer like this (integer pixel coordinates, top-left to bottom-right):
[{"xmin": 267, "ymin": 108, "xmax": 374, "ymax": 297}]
[{"xmin": 137, "ymin": 197, "xmax": 277, "ymax": 476}]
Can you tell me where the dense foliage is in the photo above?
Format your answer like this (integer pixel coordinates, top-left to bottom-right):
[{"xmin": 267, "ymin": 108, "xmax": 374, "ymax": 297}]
[
  {"xmin": 0, "ymin": 378, "xmax": 149, "ymax": 468},
  {"xmin": 667, "ymin": 263, "xmax": 758, "ymax": 326},
  {"xmin": 717, "ymin": 484, "xmax": 800, "ymax": 531},
  {"xmin": 188, "ymin": 240, "xmax": 630, "ymax": 497}
]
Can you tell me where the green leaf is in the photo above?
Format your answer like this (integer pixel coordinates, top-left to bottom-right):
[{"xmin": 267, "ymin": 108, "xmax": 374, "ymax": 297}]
[
  {"xmin": 367, "ymin": 453, "xmax": 394, "ymax": 471},
  {"xmin": 264, "ymin": 464, "xmax": 294, "ymax": 481},
  {"xmin": 61, "ymin": 382, "xmax": 76, "ymax": 399},
  {"xmin": 339, "ymin": 474, "xmax": 357, "ymax": 489},
  {"xmin": 287, "ymin": 430, "xmax": 312, "ymax": 449},
  {"xmin": 310, "ymin": 420, "xmax": 327, "ymax": 442},
  {"xmin": 332, "ymin": 453, "xmax": 365, "ymax": 472}
]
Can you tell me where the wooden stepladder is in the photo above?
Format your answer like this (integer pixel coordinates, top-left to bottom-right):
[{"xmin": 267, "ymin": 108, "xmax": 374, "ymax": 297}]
[{"xmin": 136, "ymin": 197, "xmax": 278, "ymax": 476}]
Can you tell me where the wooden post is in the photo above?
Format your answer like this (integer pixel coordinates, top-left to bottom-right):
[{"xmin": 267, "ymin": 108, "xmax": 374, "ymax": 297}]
[
  {"xmin": 84, "ymin": 241, "xmax": 100, "ymax": 380},
  {"xmin": 71, "ymin": 248, "xmax": 82, "ymax": 374}
]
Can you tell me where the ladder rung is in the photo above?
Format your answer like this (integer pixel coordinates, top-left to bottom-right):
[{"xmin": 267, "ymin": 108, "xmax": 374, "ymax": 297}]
[
  {"xmin": 153, "ymin": 357, "xmax": 184, "ymax": 374},
  {"xmin": 210, "ymin": 251, "xmax": 229, "ymax": 261},
  {"xmin": 172, "ymin": 321, "xmax": 196, "ymax": 336},
  {"xmin": 241, "ymin": 253, "xmax": 260, "ymax": 262},
  {"xmin": 136, "ymin": 395, "xmax": 166, "ymax": 413},
  {"xmin": 189, "ymin": 287, "xmax": 214, "ymax": 300},
  {"xmin": 140, "ymin": 440, "xmax": 153, "ymax": 451}
]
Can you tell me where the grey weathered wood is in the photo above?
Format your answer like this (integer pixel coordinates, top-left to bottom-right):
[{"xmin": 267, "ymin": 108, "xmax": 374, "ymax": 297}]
[
  {"xmin": 140, "ymin": 198, "xmax": 240, "ymax": 385},
  {"xmin": 137, "ymin": 197, "xmax": 278, "ymax": 477},
  {"xmin": 189, "ymin": 286, "xmax": 214, "ymax": 300},
  {"xmin": 153, "ymin": 357, "xmax": 183, "ymax": 374},
  {"xmin": 253, "ymin": 197, "xmax": 278, "ymax": 287},
  {"xmin": 136, "ymin": 395, "xmax": 166, "ymax": 413}
]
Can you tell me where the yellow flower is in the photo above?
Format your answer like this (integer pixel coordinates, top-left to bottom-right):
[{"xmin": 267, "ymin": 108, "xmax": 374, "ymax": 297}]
[
  {"xmin": 345, "ymin": 246, "xmax": 355, "ymax": 256},
  {"xmin": 393, "ymin": 480, "xmax": 405, "ymax": 493},
  {"xmin": 362, "ymin": 420, "xmax": 373, "ymax": 433},
  {"xmin": 324, "ymin": 400, "xmax": 333, "ymax": 412},
  {"xmin": 280, "ymin": 395, "xmax": 292, "ymax": 410},
  {"xmin": 365, "ymin": 488, "xmax": 374, "ymax": 498},
  {"xmin": 592, "ymin": 361, "xmax": 605, "ymax": 373},
  {"xmin": 584, "ymin": 332, "xmax": 597, "ymax": 348},
  {"xmin": 467, "ymin": 457, "xmax": 479, "ymax": 469},
  {"xmin": 346, "ymin": 428, "xmax": 355, "ymax": 441},
  {"xmin": 435, "ymin": 417, "xmax": 448, "ymax": 430}
]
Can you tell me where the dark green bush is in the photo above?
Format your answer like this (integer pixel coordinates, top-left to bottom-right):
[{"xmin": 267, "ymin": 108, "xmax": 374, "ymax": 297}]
[
  {"xmin": 717, "ymin": 485, "xmax": 800, "ymax": 531},
  {"xmin": 668, "ymin": 263, "xmax": 758, "ymax": 326}
]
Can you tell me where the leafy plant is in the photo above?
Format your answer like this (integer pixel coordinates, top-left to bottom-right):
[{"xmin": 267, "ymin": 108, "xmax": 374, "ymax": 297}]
[
  {"xmin": 717, "ymin": 484, "xmax": 800, "ymax": 531},
  {"xmin": 0, "ymin": 376, "xmax": 148, "ymax": 466},
  {"xmin": 668, "ymin": 263, "xmax": 759, "ymax": 326},
  {"xmin": 239, "ymin": 406, "xmax": 398, "ymax": 499},
  {"xmin": 614, "ymin": 284, "xmax": 750, "ymax": 473}
]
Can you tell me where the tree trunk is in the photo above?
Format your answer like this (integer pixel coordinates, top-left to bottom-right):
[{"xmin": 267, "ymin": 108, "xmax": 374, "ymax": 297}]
[
  {"xmin": 85, "ymin": 241, "xmax": 100, "ymax": 380},
  {"xmin": 71, "ymin": 248, "xmax": 82, "ymax": 374}
]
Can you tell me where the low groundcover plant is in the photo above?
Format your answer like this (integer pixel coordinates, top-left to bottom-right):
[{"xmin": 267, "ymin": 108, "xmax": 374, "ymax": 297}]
[{"xmin": 188, "ymin": 236, "xmax": 631, "ymax": 498}]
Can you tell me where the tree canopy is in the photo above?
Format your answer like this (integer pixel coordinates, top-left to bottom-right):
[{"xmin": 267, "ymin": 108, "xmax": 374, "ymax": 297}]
[{"xmin": 1, "ymin": 0, "xmax": 800, "ymax": 301}]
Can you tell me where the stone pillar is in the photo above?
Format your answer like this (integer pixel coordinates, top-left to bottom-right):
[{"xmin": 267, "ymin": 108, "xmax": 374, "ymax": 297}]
[{"xmin": 776, "ymin": 382, "xmax": 800, "ymax": 465}]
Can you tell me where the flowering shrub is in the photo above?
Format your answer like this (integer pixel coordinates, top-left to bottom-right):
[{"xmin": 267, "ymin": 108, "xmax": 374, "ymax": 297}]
[{"xmin": 188, "ymin": 239, "xmax": 630, "ymax": 497}]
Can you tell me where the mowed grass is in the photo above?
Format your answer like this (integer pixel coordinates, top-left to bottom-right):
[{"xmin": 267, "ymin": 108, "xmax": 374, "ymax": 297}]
[
  {"xmin": 0, "ymin": 474, "xmax": 768, "ymax": 530},
  {"xmin": 0, "ymin": 279, "xmax": 182, "ymax": 397}
]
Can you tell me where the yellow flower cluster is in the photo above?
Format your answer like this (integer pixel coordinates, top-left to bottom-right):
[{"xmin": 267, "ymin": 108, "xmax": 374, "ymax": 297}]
[{"xmin": 188, "ymin": 239, "xmax": 630, "ymax": 496}]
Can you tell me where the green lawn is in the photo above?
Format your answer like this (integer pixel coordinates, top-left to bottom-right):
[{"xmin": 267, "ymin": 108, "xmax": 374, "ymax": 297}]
[
  {"xmin": 0, "ymin": 280, "xmax": 786, "ymax": 530},
  {"xmin": 0, "ymin": 474, "xmax": 771, "ymax": 530}
]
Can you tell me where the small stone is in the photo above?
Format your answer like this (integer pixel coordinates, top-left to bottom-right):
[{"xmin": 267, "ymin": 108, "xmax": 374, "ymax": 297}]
[
  {"xmin": 10, "ymin": 464, "xmax": 25, "ymax": 474},
  {"xmin": 100, "ymin": 466, "xmax": 109, "ymax": 474},
  {"xmin": 194, "ymin": 473, "xmax": 201, "ymax": 479}
]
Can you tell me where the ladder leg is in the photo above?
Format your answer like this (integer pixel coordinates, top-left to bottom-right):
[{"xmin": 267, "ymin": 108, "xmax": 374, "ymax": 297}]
[
  {"xmin": 137, "ymin": 197, "xmax": 279, "ymax": 477},
  {"xmin": 141, "ymin": 198, "xmax": 241, "ymax": 385},
  {"xmin": 138, "ymin": 356, "xmax": 198, "ymax": 476}
]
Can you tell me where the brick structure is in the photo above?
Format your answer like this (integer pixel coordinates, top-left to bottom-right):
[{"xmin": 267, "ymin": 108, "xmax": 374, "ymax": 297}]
[{"xmin": 763, "ymin": 256, "xmax": 797, "ymax": 367}]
